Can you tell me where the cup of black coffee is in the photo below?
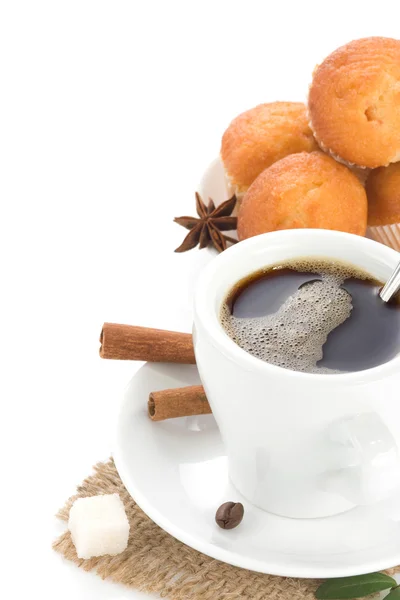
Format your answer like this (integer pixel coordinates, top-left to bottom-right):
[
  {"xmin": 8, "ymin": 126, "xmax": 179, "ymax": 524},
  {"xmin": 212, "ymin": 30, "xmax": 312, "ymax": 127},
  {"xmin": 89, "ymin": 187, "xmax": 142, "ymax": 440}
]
[{"xmin": 193, "ymin": 229, "xmax": 400, "ymax": 518}]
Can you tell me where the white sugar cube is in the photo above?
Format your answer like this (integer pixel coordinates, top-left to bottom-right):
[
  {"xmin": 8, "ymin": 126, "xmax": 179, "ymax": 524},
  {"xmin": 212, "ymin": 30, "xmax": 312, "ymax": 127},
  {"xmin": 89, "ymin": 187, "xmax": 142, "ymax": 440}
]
[{"xmin": 68, "ymin": 493, "xmax": 130, "ymax": 559}]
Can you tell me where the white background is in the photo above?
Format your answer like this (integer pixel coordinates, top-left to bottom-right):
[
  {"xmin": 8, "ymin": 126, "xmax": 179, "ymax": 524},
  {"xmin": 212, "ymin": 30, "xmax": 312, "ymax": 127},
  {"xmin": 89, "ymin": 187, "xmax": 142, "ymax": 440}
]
[{"xmin": 1, "ymin": 1, "xmax": 400, "ymax": 597}]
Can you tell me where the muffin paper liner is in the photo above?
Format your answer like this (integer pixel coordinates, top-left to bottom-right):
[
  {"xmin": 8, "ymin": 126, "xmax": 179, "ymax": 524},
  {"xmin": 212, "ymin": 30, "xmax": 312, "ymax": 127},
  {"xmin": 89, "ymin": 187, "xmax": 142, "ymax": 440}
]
[{"xmin": 368, "ymin": 224, "xmax": 400, "ymax": 252}]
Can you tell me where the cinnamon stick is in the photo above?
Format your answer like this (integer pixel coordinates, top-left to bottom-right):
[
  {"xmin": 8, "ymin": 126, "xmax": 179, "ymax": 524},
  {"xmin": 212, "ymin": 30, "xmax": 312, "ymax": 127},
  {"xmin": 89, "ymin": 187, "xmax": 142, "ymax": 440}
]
[
  {"xmin": 100, "ymin": 323, "xmax": 195, "ymax": 363},
  {"xmin": 148, "ymin": 385, "xmax": 211, "ymax": 421}
]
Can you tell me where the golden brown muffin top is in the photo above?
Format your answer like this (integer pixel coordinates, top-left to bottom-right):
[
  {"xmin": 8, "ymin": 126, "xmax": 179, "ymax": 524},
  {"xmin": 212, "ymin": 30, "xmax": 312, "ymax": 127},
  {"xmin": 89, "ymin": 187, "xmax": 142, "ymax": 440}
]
[
  {"xmin": 366, "ymin": 162, "xmax": 400, "ymax": 226},
  {"xmin": 309, "ymin": 37, "xmax": 400, "ymax": 168},
  {"xmin": 237, "ymin": 151, "xmax": 367, "ymax": 240},
  {"xmin": 221, "ymin": 102, "xmax": 317, "ymax": 194}
]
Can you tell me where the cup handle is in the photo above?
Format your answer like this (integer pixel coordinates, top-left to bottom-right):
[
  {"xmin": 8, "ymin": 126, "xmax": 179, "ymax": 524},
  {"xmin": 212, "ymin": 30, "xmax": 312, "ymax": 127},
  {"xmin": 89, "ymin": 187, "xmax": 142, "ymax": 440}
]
[{"xmin": 322, "ymin": 413, "xmax": 400, "ymax": 505}]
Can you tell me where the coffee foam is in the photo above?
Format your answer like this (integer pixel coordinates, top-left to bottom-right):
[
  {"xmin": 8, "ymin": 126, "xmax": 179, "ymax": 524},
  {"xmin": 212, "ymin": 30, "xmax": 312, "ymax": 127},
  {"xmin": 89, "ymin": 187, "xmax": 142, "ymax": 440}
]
[{"xmin": 221, "ymin": 260, "xmax": 368, "ymax": 374}]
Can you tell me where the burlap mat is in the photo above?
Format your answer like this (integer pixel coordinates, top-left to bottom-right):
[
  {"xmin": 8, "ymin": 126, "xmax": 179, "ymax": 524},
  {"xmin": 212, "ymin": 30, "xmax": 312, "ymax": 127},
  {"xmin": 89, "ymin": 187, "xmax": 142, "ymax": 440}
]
[{"xmin": 52, "ymin": 458, "xmax": 398, "ymax": 599}]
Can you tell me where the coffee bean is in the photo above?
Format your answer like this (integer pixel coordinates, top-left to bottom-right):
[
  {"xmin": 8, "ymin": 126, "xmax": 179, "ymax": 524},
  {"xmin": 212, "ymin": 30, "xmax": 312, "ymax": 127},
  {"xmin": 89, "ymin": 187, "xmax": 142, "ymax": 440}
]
[{"xmin": 215, "ymin": 501, "xmax": 244, "ymax": 529}]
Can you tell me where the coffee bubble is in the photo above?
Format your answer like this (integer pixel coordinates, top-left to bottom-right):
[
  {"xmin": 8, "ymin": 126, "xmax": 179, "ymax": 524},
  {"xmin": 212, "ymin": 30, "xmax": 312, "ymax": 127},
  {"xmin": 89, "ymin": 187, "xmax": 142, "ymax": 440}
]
[{"xmin": 220, "ymin": 259, "xmax": 366, "ymax": 374}]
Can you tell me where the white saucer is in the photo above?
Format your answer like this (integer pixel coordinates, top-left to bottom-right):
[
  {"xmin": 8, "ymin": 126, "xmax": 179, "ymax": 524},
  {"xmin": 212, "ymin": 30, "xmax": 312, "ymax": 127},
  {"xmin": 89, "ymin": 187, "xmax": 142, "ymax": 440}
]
[{"xmin": 114, "ymin": 362, "xmax": 400, "ymax": 578}]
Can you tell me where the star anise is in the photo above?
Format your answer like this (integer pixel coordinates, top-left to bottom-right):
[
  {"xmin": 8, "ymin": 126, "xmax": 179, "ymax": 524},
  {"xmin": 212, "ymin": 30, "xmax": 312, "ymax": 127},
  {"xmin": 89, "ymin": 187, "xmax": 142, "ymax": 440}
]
[{"xmin": 174, "ymin": 193, "xmax": 238, "ymax": 253}]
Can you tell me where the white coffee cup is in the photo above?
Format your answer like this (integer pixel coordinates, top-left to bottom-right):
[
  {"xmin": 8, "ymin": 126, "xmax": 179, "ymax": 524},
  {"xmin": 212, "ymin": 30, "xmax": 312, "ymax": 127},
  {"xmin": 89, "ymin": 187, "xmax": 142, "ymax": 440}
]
[{"xmin": 193, "ymin": 229, "xmax": 400, "ymax": 518}]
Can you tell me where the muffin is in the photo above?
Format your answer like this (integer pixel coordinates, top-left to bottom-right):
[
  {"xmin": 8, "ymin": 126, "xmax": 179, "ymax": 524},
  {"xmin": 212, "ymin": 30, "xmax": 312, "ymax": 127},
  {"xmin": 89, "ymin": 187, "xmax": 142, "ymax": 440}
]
[
  {"xmin": 366, "ymin": 163, "xmax": 400, "ymax": 250},
  {"xmin": 308, "ymin": 37, "xmax": 400, "ymax": 168},
  {"xmin": 237, "ymin": 151, "xmax": 367, "ymax": 240},
  {"xmin": 349, "ymin": 166, "xmax": 370, "ymax": 186},
  {"xmin": 221, "ymin": 102, "xmax": 318, "ymax": 200}
]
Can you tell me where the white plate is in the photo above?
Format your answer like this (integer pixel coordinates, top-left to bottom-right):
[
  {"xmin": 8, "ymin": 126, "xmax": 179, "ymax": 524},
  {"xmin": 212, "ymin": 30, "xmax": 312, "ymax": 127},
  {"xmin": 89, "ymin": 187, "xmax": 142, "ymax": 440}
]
[
  {"xmin": 114, "ymin": 362, "xmax": 400, "ymax": 578},
  {"xmin": 197, "ymin": 156, "xmax": 379, "ymax": 245}
]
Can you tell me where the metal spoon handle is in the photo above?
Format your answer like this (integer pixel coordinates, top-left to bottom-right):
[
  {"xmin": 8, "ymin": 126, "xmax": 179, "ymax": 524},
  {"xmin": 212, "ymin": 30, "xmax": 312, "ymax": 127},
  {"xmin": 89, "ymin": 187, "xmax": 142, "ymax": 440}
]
[{"xmin": 380, "ymin": 261, "xmax": 400, "ymax": 302}]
